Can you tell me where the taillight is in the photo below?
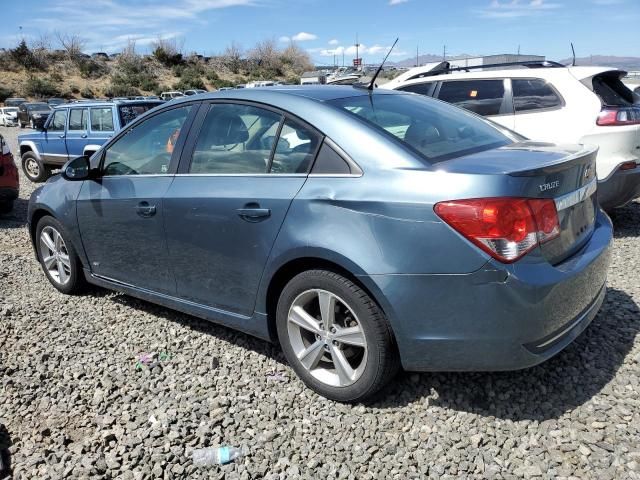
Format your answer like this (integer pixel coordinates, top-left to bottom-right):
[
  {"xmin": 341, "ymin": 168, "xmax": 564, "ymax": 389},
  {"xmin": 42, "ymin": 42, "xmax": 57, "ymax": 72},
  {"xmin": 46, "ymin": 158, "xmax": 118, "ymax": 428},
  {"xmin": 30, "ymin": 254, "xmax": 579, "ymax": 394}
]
[
  {"xmin": 597, "ymin": 107, "xmax": 640, "ymax": 126},
  {"xmin": 434, "ymin": 198, "xmax": 560, "ymax": 263}
]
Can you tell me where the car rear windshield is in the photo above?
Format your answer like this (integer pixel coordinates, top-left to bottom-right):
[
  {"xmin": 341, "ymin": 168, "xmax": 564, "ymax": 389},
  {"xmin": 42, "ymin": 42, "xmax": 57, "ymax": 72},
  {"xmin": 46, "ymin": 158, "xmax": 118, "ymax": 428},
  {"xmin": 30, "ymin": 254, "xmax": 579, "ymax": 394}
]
[
  {"xmin": 327, "ymin": 93, "xmax": 512, "ymax": 163},
  {"xmin": 592, "ymin": 73, "xmax": 637, "ymax": 106},
  {"xmin": 118, "ymin": 103, "xmax": 160, "ymax": 126}
]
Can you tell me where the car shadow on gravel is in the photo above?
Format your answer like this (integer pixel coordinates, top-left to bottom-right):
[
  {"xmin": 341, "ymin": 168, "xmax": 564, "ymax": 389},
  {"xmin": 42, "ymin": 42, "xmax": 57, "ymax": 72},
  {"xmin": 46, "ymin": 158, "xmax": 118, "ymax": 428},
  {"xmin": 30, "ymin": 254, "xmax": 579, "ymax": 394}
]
[
  {"xmin": 373, "ymin": 287, "xmax": 639, "ymax": 420},
  {"xmin": 0, "ymin": 423, "xmax": 12, "ymax": 478},
  {"xmin": 0, "ymin": 198, "xmax": 29, "ymax": 229},
  {"xmin": 609, "ymin": 201, "xmax": 640, "ymax": 237}
]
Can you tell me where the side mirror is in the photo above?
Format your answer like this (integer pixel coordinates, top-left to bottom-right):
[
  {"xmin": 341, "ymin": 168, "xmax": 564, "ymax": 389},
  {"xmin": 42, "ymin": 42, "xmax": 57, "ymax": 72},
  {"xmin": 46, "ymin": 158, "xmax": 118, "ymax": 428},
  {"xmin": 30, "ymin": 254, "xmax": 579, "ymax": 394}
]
[{"xmin": 62, "ymin": 155, "xmax": 91, "ymax": 181}]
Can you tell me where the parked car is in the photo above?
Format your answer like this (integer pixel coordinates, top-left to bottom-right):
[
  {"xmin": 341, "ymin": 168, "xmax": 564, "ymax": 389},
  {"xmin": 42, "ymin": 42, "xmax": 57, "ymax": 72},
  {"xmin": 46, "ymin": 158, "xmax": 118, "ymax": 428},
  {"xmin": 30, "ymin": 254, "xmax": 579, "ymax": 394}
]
[
  {"xmin": 17, "ymin": 102, "xmax": 53, "ymax": 129},
  {"xmin": 47, "ymin": 98, "xmax": 66, "ymax": 107},
  {"xmin": 0, "ymin": 133, "xmax": 19, "ymax": 214},
  {"xmin": 28, "ymin": 87, "xmax": 612, "ymax": 401},
  {"xmin": 160, "ymin": 91, "xmax": 184, "ymax": 101},
  {"xmin": 0, "ymin": 107, "xmax": 19, "ymax": 126},
  {"xmin": 4, "ymin": 97, "xmax": 27, "ymax": 107},
  {"xmin": 18, "ymin": 99, "xmax": 162, "ymax": 182},
  {"xmin": 184, "ymin": 89, "xmax": 207, "ymax": 96},
  {"xmin": 383, "ymin": 62, "xmax": 640, "ymax": 210}
]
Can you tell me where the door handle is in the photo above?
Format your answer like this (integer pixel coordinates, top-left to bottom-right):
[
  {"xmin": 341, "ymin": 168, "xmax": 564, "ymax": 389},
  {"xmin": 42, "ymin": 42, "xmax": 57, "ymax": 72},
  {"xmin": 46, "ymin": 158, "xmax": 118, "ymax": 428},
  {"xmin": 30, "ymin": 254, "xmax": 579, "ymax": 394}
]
[
  {"xmin": 81, "ymin": 134, "xmax": 88, "ymax": 138},
  {"xmin": 136, "ymin": 201, "xmax": 157, "ymax": 217},
  {"xmin": 236, "ymin": 205, "xmax": 271, "ymax": 222},
  {"xmin": 59, "ymin": 134, "xmax": 65, "ymax": 138}
]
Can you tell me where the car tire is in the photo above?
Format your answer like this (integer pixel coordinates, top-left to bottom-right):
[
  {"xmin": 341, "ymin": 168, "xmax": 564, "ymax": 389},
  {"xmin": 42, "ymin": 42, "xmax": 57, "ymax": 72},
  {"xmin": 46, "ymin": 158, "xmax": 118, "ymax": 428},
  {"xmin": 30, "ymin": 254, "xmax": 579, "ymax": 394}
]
[
  {"xmin": 276, "ymin": 269, "xmax": 400, "ymax": 402},
  {"xmin": 30, "ymin": 119, "xmax": 35, "ymax": 129},
  {"xmin": 22, "ymin": 152, "xmax": 51, "ymax": 183},
  {"xmin": 35, "ymin": 216, "xmax": 86, "ymax": 295},
  {"xmin": 0, "ymin": 201, "xmax": 13, "ymax": 214}
]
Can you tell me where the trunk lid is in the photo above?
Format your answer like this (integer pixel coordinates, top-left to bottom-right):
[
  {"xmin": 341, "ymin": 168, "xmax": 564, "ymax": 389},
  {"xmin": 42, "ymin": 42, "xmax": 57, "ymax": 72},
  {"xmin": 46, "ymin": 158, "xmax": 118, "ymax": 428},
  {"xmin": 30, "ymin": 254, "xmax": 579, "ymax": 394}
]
[{"xmin": 438, "ymin": 141, "xmax": 598, "ymax": 264}]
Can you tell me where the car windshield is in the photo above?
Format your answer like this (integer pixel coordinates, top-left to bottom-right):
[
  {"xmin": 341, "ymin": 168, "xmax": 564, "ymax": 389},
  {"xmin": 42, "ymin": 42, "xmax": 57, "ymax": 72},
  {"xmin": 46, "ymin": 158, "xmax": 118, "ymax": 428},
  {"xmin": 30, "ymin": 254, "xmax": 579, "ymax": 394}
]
[
  {"xmin": 28, "ymin": 103, "xmax": 51, "ymax": 110},
  {"xmin": 327, "ymin": 93, "xmax": 512, "ymax": 163},
  {"xmin": 5, "ymin": 108, "xmax": 18, "ymax": 113}
]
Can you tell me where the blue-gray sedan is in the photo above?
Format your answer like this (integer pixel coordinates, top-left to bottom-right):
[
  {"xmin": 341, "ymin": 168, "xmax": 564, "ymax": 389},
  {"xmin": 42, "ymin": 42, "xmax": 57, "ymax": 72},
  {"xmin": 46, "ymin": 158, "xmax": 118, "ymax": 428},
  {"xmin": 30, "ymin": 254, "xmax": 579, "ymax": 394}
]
[{"xmin": 27, "ymin": 86, "xmax": 612, "ymax": 402}]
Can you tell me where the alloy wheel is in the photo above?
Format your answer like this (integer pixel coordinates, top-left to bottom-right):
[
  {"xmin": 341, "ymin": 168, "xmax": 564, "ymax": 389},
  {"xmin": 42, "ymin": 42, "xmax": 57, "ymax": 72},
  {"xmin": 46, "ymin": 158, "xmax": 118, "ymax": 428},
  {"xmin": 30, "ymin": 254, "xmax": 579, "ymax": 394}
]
[
  {"xmin": 287, "ymin": 289, "xmax": 367, "ymax": 387},
  {"xmin": 25, "ymin": 158, "xmax": 40, "ymax": 179},
  {"xmin": 39, "ymin": 226, "xmax": 72, "ymax": 286}
]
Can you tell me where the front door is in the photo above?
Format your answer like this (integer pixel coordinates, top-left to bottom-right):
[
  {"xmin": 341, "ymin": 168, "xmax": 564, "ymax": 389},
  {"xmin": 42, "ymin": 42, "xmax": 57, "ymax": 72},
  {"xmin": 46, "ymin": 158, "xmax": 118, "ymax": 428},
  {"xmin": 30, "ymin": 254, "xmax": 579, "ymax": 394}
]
[
  {"xmin": 65, "ymin": 107, "xmax": 90, "ymax": 158},
  {"xmin": 76, "ymin": 104, "xmax": 194, "ymax": 294},
  {"xmin": 164, "ymin": 103, "xmax": 321, "ymax": 316},
  {"xmin": 40, "ymin": 109, "xmax": 70, "ymax": 165}
]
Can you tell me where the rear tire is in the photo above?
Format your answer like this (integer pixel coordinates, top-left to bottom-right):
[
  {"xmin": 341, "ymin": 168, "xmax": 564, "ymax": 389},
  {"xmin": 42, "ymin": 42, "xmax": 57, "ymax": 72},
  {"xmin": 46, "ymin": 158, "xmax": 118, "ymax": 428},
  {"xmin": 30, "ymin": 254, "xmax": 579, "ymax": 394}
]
[
  {"xmin": 22, "ymin": 152, "xmax": 51, "ymax": 183},
  {"xmin": 0, "ymin": 201, "xmax": 13, "ymax": 214},
  {"xmin": 35, "ymin": 216, "xmax": 86, "ymax": 295},
  {"xmin": 276, "ymin": 269, "xmax": 399, "ymax": 402}
]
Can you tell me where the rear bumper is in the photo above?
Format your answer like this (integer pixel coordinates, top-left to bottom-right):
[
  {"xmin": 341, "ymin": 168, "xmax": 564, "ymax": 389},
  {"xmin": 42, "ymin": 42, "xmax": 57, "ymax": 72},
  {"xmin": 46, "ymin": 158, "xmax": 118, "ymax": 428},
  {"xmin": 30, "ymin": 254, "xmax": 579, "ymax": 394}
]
[
  {"xmin": 365, "ymin": 209, "xmax": 613, "ymax": 371},
  {"xmin": 598, "ymin": 164, "xmax": 640, "ymax": 210}
]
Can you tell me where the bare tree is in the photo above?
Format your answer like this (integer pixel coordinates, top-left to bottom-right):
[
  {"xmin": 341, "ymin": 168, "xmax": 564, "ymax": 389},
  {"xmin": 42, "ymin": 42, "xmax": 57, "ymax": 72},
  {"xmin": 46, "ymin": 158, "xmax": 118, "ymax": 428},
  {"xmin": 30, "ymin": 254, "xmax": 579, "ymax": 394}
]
[
  {"xmin": 55, "ymin": 31, "xmax": 86, "ymax": 59},
  {"xmin": 248, "ymin": 38, "xmax": 280, "ymax": 74},
  {"xmin": 223, "ymin": 41, "xmax": 243, "ymax": 74},
  {"xmin": 280, "ymin": 42, "xmax": 313, "ymax": 73}
]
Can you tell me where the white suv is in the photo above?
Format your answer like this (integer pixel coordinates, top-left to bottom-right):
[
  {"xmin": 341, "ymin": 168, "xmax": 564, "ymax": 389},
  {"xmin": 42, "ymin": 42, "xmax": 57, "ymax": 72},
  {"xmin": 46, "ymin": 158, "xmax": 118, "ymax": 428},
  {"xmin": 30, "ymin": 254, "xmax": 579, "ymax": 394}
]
[{"xmin": 383, "ymin": 62, "xmax": 640, "ymax": 210}]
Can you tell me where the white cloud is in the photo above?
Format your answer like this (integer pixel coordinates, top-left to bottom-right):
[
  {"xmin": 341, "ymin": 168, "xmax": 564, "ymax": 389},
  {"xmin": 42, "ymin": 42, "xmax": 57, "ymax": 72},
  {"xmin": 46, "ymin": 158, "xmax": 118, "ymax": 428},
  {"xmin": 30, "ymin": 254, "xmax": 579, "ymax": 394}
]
[
  {"xmin": 389, "ymin": 0, "xmax": 409, "ymax": 4},
  {"xmin": 479, "ymin": 0, "xmax": 562, "ymax": 18},
  {"xmin": 313, "ymin": 43, "xmax": 406, "ymax": 59},
  {"xmin": 279, "ymin": 36, "xmax": 291, "ymax": 43},
  {"xmin": 328, "ymin": 39, "xmax": 339, "ymax": 45},
  {"xmin": 291, "ymin": 32, "xmax": 318, "ymax": 42}
]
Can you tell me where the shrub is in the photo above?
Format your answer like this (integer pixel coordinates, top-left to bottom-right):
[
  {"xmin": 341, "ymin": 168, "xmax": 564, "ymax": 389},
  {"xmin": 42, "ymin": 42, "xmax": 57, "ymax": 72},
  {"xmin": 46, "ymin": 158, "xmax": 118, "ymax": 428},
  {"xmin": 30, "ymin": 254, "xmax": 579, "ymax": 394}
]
[
  {"xmin": 69, "ymin": 84, "xmax": 80, "ymax": 94},
  {"xmin": 10, "ymin": 40, "xmax": 41, "ymax": 70},
  {"xmin": 206, "ymin": 70, "xmax": 220, "ymax": 82},
  {"xmin": 173, "ymin": 75, "xmax": 206, "ymax": 91},
  {"xmin": 153, "ymin": 46, "xmax": 183, "ymax": 67},
  {"xmin": 80, "ymin": 86, "xmax": 94, "ymax": 98},
  {"xmin": 24, "ymin": 77, "xmax": 60, "ymax": 97},
  {"xmin": 78, "ymin": 59, "xmax": 109, "ymax": 79},
  {"xmin": 105, "ymin": 83, "xmax": 140, "ymax": 98}
]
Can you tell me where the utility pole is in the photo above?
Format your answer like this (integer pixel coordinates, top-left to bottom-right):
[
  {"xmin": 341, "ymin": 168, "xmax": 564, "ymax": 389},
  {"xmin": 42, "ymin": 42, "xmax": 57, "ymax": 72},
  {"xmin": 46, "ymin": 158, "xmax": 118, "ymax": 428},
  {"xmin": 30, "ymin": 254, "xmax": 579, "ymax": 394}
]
[
  {"xmin": 517, "ymin": 44, "xmax": 520, "ymax": 55},
  {"xmin": 443, "ymin": 45, "xmax": 446, "ymax": 61},
  {"xmin": 416, "ymin": 45, "xmax": 419, "ymax": 67},
  {"xmin": 354, "ymin": 33, "xmax": 361, "ymax": 70}
]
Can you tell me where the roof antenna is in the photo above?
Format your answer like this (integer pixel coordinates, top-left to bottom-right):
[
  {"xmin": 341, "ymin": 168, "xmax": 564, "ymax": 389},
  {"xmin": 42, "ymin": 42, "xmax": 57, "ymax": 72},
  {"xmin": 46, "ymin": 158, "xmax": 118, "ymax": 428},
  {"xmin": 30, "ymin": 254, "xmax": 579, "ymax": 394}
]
[
  {"xmin": 367, "ymin": 37, "xmax": 399, "ymax": 91},
  {"xmin": 570, "ymin": 42, "xmax": 576, "ymax": 67}
]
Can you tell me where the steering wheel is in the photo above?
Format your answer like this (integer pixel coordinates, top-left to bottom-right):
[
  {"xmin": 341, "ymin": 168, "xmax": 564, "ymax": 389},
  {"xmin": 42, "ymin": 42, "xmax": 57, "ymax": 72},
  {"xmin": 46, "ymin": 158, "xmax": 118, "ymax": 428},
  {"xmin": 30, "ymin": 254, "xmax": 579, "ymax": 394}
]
[{"xmin": 104, "ymin": 161, "xmax": 137, "ymax": 176}]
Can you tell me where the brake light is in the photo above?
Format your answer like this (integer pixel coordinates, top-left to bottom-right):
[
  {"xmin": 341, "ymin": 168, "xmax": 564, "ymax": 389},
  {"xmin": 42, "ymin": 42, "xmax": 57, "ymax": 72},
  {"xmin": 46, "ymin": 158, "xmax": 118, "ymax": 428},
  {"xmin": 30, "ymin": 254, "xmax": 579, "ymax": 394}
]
[
  {"xmin": 434, "ymin": 198, "xmax": 560, "ymax": 263},
  {"xmin": 620, "ymin": 161, "xmax": 637, "ymax": 171},
  {"xmin": 597, "ymin": 107, "xmax": 640, "ymax": 126}
]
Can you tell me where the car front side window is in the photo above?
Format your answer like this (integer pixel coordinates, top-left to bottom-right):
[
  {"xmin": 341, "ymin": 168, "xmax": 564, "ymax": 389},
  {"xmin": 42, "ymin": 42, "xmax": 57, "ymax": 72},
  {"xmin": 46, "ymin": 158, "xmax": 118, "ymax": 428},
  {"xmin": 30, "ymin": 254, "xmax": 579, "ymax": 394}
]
[
  {"xmin": 102, "ymin": 106, "xmax": 192, "ymax": 176},
  {"xmin": 68, "ymin": 109, "xmax": 88, "ymax": 131},
  {"xmin": 48, "ymin": 110, "xmax": 67, "ymax": 131}
]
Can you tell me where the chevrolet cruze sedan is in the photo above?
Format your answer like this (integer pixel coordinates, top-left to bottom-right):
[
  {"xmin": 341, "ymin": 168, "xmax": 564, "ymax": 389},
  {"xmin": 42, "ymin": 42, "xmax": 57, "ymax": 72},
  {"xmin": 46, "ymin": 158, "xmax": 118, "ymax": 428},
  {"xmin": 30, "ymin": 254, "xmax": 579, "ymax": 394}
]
[{"xmin": 28, "ymin": 87, "xmax": 612, "ymax": 402}]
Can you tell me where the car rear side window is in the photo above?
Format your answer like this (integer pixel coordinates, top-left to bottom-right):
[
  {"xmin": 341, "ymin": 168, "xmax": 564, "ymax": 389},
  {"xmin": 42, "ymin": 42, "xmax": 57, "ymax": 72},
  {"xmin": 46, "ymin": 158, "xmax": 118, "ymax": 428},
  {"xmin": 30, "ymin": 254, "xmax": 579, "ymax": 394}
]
[
  {"xmin": 90, "ymin": 108, "xmax": 114, "ymax": 131},
  {"xmin": 189, "ymin": 103, "xmax": 282, "ymax": 174},
  {"xmin": 68, "ymin": 108, "xmax": 88, "ymax": 131},
  {"xmin": 437, "ymin": 80, "xmax": 506, "ymax": 116},
  {"xmin": 270, "ymin": 119, "xmax": 320, "ymax": 174},
  {"xmin": 49, "ymin": 110, "xmax": 67, "ymax": 131},
  {"xmin": 118, "ymin": 103, "xmax": 159, "ymax": 126},
  {"xmin": 512, "ymin": 79, "xmax": 562, "ymax": 112},
  {"xmin": 397, "ymin": 82, "xmax": 435, "ymax": 96},
  {"xmin": 328, "ymin": 94, "xmax": 511, "ymax": 163}
]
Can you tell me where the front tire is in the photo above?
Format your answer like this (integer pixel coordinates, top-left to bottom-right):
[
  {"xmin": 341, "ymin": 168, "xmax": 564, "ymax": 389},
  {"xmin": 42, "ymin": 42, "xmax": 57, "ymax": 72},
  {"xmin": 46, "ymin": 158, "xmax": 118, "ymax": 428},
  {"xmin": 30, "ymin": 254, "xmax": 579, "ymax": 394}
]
[
  {"xmin": 35, "ymin": 216, "xmax": 86, "ymax": 295},
  {"xmin": 276, "ymin": 270, "xmax": 399, "ymax": 402},
  {"xmin": 22, "ymin": 152, "xmax": 51, "ymax": 183}
]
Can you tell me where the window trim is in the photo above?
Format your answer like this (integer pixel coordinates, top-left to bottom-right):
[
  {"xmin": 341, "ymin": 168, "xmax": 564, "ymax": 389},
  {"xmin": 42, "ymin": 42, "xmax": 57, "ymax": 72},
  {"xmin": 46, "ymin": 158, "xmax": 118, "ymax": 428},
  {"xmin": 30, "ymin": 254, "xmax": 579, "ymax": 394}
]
[
  {"xmin": 97, "ymin": 102, "xmax": 200, "ymax": 177},
  {"xmin": 396, "ymin": 81, "xmax": 436, "ymax": 97},
  {"xmin": 435, "ymin": 78, "xmax": 513, "ymax": 117},
  {"xmin": 509, "ymin": 77, "xmax": 566, "ymax": 116},
  {"xmin": 178, "ymin": 99, "xmax": 325, "ymax": 176}
]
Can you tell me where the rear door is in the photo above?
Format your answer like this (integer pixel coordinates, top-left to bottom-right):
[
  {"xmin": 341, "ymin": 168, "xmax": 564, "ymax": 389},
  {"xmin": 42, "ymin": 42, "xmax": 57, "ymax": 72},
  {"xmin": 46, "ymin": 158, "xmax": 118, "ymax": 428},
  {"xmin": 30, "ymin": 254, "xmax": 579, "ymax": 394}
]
[
  {"xmin": 436, "ymin": 79, "xmax": 515, "ymax": 129},
  {"xmin": 64, "ymin": 107, "xmax": 90, "ymax": 157},
  {"xmin": 87, "ymin": 106, "xmax": 116, "ymax": 153},
  {"xmin": 164, "ymin": 101, "xmax": 321, "ymax": 316}
]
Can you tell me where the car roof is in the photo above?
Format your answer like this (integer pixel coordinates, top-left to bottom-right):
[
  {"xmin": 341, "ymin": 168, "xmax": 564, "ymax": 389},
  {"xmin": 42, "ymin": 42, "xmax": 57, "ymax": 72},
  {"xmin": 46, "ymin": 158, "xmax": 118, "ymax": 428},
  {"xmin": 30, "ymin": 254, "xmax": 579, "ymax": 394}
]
[
  {"xmin": 167, "ymin": 85, "xmax": 398, "ymax": 105},
  {"xmin": 53, "ymin": 99, "xmax": 163, "ymax": 109}
]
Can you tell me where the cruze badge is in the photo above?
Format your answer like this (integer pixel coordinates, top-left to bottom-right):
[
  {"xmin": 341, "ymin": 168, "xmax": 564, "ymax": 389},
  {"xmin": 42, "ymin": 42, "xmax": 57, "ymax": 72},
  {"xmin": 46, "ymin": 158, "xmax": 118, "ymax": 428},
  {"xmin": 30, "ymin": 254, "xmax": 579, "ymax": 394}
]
[{"xmin": 539, "ymin": 180, "xmax": 560, "ymax": 192}]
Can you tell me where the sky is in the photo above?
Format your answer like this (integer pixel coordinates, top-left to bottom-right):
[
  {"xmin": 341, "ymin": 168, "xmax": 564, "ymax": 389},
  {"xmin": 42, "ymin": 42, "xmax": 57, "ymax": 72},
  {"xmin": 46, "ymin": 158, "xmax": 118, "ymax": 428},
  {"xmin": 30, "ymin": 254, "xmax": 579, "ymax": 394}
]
[{"xmin": 0, "ymin": 0, "xmax": 638, "ymax": 65}]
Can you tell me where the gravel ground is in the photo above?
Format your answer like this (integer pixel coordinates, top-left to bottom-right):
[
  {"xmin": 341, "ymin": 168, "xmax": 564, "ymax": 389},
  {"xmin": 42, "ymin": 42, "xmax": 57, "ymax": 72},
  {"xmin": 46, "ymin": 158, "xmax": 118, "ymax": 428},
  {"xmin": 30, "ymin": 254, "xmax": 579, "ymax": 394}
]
[{"xmin": 1, "ymin": 124, "xmax": 640, "ymax": 479}]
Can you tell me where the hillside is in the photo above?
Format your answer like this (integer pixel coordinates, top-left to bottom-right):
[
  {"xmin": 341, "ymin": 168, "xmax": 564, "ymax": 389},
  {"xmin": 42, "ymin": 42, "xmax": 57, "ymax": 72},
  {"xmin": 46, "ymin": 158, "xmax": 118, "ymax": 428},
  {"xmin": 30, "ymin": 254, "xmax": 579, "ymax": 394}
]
[{"xmin": 0, "ymin": 40, "xmax": 311, "ymax": 102}]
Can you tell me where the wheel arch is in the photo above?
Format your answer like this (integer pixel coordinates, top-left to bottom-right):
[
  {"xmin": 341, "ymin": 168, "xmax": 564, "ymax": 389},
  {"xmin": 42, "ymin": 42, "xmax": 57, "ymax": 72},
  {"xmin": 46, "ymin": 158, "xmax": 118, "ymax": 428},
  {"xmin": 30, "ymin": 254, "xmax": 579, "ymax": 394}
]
[{"xmin": 262, "ymin": 254, "xmax": 397, "ymax": 345}]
